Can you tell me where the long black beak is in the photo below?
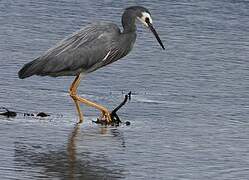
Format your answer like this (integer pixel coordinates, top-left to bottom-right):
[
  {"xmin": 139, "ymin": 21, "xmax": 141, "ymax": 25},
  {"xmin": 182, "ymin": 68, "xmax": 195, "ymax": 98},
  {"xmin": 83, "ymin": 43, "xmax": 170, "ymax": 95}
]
[{"xmin": 147, "ymin": 21, "xmax": 165, "ymax": 50}]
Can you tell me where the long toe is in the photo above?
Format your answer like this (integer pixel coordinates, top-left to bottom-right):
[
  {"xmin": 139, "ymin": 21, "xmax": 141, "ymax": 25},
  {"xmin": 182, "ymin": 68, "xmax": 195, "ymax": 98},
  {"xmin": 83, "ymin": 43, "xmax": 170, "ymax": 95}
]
[{"xmin": 98, "ymin": 111, "xmax": 112, "ymax": 125}]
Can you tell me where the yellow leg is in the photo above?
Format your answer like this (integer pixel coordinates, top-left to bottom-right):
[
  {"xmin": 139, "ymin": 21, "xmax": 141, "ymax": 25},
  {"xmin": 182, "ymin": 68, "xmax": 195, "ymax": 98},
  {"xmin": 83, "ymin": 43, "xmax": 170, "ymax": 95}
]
[
  {"xmin": 69, "ymin": 75, "xmax": 83, "ymax": 123},
  {"xmin": 69, "ymin": 75, "xmax": 112, "ymax": 123}
]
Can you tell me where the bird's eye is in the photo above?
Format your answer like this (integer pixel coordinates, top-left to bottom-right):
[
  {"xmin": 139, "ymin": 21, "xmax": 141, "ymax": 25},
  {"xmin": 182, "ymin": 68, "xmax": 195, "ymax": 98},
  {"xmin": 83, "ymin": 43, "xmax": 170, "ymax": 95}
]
[{"xmin": 145, "ymin": 17, "xmax": 150, "ymax": 23}]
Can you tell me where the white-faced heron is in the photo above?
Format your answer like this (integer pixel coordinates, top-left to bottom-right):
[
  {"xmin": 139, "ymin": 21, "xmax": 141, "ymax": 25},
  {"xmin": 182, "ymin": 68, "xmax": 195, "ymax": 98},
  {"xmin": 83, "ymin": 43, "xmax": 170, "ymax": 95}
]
[{"xmin": 18, "ymin": 6, "xmax": 165, "ymax": 124}]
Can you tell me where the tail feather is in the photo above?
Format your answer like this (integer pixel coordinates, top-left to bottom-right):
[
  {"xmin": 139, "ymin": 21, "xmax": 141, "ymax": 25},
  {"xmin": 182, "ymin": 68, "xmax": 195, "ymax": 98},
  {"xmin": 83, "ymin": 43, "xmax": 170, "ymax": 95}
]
[{"xmin": 18, "ymin": 58, "xmax": 40, "ymax": 79}]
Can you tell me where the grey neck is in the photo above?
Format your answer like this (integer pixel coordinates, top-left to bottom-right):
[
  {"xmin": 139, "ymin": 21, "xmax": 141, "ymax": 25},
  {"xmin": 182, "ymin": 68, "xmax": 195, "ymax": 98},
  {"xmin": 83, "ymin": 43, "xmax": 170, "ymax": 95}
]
[{"xmin": 121, "ymin": 10, "xmax": 137, "ymax": 33}]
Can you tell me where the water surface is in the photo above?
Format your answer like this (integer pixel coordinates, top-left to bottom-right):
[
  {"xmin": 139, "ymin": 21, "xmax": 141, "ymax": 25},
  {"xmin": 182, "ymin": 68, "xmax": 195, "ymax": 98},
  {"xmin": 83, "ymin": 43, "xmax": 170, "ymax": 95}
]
[{"xmin": 1, "ymin": 0, "xmax": 249, "ymax": 179}]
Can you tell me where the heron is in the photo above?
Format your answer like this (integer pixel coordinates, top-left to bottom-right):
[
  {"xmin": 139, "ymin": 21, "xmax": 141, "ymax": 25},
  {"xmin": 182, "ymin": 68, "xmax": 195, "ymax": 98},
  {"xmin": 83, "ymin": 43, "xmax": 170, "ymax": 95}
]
[{"xmin": 18, "ymin": 6, "xmax": 165, "ymax": 124}]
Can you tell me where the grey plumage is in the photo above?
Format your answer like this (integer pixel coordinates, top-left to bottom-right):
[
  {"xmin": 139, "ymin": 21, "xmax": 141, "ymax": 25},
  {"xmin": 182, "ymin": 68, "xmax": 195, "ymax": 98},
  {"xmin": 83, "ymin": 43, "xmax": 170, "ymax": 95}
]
[
  {"xmin": 18, "ymin": 6, "xmax": 164, "ymax": 79},
  {"xmin": 19, "ymin": 23, "xmax": 135, "ymax": 78}
]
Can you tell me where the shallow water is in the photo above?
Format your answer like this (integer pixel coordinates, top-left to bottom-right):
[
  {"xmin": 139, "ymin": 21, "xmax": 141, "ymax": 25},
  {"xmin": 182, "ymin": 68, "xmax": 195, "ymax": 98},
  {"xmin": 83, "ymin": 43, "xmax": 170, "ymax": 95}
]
[{"xmin": 1, "ymin": 0, "xmax": 249, "ymax": 179}]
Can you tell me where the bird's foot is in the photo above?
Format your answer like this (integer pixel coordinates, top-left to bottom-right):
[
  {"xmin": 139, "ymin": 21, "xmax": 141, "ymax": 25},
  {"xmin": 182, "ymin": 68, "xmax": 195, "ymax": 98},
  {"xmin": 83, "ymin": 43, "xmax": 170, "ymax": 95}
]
[
  {"xmin": 96, "ymin": 110, "xmax": 113, "ymax": 125},
  {"xmin": 93, "ymin": 91, "xmax": 132, "ymax": 126}
]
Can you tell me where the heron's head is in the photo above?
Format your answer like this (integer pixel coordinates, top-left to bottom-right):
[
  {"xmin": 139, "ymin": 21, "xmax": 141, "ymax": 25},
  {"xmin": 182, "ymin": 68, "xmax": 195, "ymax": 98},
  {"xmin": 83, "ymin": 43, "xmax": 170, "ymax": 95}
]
[{"xmin": 125, "ymin": 6, "xmax": 165, "ymax": 50}]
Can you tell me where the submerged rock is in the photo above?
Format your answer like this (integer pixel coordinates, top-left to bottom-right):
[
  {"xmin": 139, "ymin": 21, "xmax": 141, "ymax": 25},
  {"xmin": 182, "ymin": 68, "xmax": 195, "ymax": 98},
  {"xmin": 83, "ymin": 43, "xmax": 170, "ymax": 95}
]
[
  {"xmin": 0, "ymin": 108, "xmax": 17, "ymax": 117},
  {"xmin": 37, "ymin": 112, "xmax": 50, "ymax": 117}
]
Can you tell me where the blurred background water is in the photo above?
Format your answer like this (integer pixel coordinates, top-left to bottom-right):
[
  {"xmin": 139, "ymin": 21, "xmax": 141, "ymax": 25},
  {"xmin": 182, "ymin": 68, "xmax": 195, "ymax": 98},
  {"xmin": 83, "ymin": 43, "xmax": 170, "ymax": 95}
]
[{"xmin": 1, "ymin": 0, "xmax": 249, "ymax": 179}]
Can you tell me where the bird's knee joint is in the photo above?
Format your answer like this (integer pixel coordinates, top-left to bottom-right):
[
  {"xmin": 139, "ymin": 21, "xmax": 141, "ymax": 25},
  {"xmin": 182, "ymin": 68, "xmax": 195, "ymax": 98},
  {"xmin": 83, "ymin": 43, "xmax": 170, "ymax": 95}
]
[{"xmin": 69, "ymin": 90, "xmax": 77, "ymax": 98}]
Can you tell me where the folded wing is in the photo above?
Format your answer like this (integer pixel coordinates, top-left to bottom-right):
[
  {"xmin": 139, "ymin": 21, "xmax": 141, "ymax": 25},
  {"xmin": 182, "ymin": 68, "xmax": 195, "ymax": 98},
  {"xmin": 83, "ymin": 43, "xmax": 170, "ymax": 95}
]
[{"xmin": 18, "ymin": 22, "xmax": 121, "ymax": 78}]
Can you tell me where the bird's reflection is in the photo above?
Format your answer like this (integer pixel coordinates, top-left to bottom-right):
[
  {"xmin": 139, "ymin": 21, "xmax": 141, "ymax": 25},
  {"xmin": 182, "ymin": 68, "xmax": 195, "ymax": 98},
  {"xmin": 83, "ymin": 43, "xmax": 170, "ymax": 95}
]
[
  {"xmin": 110, "ymin": 128, "xmax": 126, "ymax": 148},
  {"xmin": 14, "ymin": 122, "xmax": 126, "ymax": 180},
  {"xmin": 67, "ymin": 123, "xmax": 80, "ymax": 179}
]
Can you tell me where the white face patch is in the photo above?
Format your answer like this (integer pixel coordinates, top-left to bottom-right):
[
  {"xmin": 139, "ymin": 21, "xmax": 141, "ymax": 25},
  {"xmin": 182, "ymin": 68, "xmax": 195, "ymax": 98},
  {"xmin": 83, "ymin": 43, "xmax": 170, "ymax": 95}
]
[{"xmin": 137, "ymin": 12, "xmax": 153, "ymax": 27}]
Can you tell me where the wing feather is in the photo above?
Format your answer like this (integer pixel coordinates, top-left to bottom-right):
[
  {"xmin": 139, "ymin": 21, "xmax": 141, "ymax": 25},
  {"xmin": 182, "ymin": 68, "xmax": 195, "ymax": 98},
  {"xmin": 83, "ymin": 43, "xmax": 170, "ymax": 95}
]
[{"xmin": 18, "ymin": 22, "xmax": 121, "ymax": 78}]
